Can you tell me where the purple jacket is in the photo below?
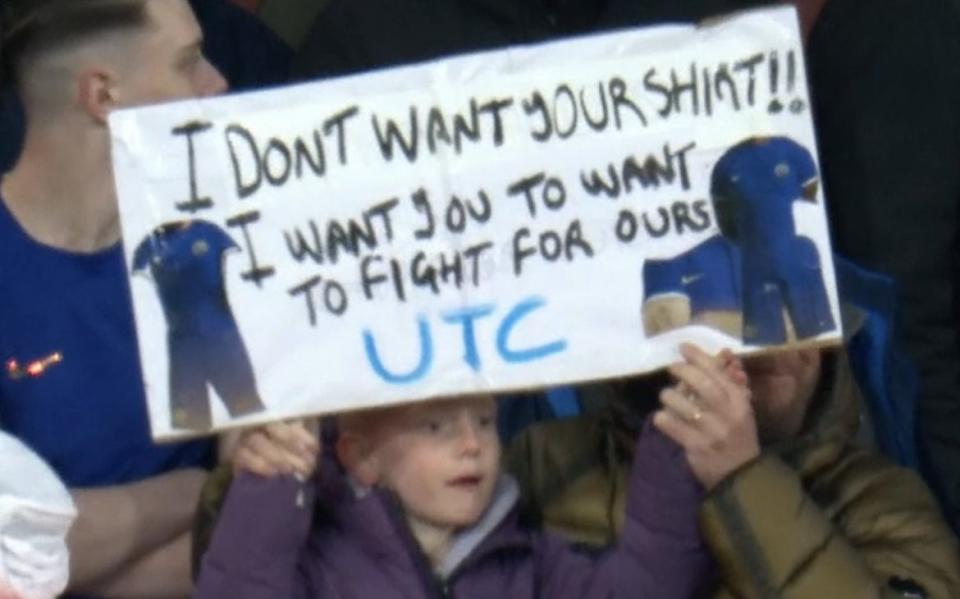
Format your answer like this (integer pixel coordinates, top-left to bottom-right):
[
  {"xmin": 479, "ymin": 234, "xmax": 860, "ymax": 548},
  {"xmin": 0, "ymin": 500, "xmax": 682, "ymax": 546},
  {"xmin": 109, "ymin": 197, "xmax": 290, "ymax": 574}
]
[{"xmin": 194, "ymin": 421, "xmax": 710, "ymax": 599}]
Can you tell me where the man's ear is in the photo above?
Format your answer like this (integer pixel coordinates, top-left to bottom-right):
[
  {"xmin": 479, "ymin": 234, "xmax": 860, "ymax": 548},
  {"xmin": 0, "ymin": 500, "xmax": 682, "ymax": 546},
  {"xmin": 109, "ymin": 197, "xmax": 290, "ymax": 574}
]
[
  {"xmin": 336, "ymin": 431, "xmax": 380, "ymax": 486},
  {"xmin": 76, "ymin": 67, "xmax": 118, "ymax": 124}
]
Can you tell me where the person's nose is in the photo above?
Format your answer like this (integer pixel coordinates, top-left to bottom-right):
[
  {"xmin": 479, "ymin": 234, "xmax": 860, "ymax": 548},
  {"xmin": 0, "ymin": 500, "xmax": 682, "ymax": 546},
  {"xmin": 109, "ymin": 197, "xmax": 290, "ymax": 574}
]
[
  {"xmin": 456, "ymin": 415, "xmax": 482, "ymax": 457},
  {"xmin": 196, "ymin": 56, "xmax": 228, "ymax": 97}
]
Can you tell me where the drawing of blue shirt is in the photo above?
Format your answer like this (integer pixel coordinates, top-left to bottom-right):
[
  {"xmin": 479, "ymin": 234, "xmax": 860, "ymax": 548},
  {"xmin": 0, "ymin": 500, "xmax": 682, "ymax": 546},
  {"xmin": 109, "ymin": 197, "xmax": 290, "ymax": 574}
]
[
  {"xmin": 643, "ymin": 235, "xmax": 742, "ymax": 315},
  {"xmin": 710, "ymin": 136, "xmax": 818, "ymax": 256},
  {"xmin": 133, "ymin": 221, "xmax": 239, "ymax": 335}
]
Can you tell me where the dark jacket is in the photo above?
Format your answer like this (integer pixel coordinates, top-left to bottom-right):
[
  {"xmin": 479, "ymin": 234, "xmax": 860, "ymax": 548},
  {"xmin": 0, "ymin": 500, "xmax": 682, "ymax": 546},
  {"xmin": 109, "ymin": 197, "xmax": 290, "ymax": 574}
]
[
  {"xmin": 194, "ymin": 421, "xmax": 711, "ymax": 599},
  {"xmin": 290, "ymin": 0, "xmax": 771, "ymax": 81},
  {"xmin": 808, "ymin": 0, "xmax": 960, "ymax": 524},
  {"xmin": 506, "ymin": 352, "xmax": 960, "ymax": 598}
]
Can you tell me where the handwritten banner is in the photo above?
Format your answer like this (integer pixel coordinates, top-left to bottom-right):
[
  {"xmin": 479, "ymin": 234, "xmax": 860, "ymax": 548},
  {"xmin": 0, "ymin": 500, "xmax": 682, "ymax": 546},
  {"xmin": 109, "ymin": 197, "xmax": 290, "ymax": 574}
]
[{"xmin": 110, "ymin": 6, "xmax": 841, "ymax": 439}]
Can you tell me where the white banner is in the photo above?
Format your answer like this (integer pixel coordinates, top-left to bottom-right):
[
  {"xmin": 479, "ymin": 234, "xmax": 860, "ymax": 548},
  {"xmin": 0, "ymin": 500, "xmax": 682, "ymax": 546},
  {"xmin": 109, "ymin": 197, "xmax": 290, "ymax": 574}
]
[{"xmin": 110, "ymin": 6, "xmax": 841, "ymax": 439}]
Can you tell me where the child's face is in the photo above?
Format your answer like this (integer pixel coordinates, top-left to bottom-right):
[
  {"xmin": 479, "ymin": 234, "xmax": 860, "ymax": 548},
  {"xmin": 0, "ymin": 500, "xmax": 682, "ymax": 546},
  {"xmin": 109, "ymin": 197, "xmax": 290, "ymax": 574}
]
[{"xmin": 361, "ymin": 395, "xmax": 500, "ymax": 530}]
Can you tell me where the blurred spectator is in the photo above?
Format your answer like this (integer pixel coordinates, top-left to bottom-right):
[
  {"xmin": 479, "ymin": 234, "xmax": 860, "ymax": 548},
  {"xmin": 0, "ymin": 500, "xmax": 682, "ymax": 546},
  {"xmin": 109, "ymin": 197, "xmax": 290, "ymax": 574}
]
[
  {"xmin": 188, "ymin": 0, "xmax": 290, "ymax": 90},
  {"xmin": 0, "ymin": 0, "xmax": 290, "ymax": 174},
  {"xmin": 0, "ymin": 432, "xmax": 76, "ymax": 599},
  {"xmin": 507, "ymin": 346, "xmax": 960, "ymax": 596},
  {"xmin": 806, "ymin": 0, "xmax": 960, "ymax": 529},
  {"xmin": 228, "ymin": 0, "xmax": 260, "ymax": 13},
  {"xmin": 290, "ymin": 0, "xmax": 771, "ymax": 81},
  {"xmin": 255, "ymin": 0, "xmax": 329, "ymax": 51},
  {"xmin": 0, "ymin": 1, "xmax": 227, "ymax": 596}
]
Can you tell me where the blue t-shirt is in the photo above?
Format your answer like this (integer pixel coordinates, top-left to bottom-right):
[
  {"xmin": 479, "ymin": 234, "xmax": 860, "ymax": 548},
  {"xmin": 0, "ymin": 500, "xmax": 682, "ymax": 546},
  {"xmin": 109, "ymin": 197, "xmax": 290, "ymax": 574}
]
[
  {"xmin": 710, "ymin": 136, "xmax": 818, "ymax": 254},
  {"xmin": 0, "ymin": 198, "xmax": 213, "ymax": 489}
]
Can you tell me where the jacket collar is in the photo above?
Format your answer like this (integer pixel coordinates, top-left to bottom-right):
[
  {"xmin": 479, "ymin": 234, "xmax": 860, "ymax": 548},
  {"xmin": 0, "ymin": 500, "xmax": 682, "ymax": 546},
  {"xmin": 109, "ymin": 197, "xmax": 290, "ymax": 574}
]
[
  {"xmin": 437, "ymin": 475, "xmax": 521, "ymax": 578},
  {"xmin": 776, "ymin": 349, "xmax": 862, "ymax": 475},
  {"xmin": 337, "ymin": 473, "xmax": 528, "ymax": 583}
]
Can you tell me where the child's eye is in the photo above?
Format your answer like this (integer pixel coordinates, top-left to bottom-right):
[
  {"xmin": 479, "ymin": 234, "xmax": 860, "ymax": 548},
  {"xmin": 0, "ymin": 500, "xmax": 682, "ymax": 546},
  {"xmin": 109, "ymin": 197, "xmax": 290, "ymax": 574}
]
[{"xmin": 419, "ymin": 420, "xmax": 443, "ymax": 434}]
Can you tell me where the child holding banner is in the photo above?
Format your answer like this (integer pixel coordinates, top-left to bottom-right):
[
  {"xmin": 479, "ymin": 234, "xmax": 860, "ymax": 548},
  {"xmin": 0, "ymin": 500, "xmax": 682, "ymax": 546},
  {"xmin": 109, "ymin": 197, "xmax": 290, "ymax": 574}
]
[{"xmin": 192, "ymin": 351, "xmax": 729, "ymax": 598}]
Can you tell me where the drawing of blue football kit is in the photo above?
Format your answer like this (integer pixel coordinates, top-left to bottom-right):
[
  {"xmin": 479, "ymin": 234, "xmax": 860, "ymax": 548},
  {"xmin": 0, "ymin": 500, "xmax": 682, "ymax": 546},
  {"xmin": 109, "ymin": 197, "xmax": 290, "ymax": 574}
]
[
  {"xmin": 709, "ymin": 136, "xmax": 836, "ymax": 344},
  {"xmin": 643, "ymin": 136, "xmax": 836, "ymax": 343},
  {"xmin": 133, "ymin": 220, "xmax": 265, "ymax": 431},
  {"xmin": 643, "ymin": 235, "xmax": 742, "ymax": 314},
  {"xmin": 642, "ymin": 235, "xmax": 743, "ymax": 338}
]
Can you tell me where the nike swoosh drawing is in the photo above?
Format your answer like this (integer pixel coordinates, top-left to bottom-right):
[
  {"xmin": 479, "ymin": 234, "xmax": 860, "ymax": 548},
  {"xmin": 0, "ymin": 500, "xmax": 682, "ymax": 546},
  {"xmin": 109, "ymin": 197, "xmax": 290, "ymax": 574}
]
[{"xmin": 681, "ymin": 273, "xmax": 704, "ymax": 285}]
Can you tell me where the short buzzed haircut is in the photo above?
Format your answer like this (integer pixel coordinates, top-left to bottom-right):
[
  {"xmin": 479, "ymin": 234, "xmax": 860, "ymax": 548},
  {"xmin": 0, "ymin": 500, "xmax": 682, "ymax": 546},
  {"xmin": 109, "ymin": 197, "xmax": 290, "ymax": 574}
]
[{"xmin": 0, "ymin": 0, "xmax": 149, "ymax": 90}]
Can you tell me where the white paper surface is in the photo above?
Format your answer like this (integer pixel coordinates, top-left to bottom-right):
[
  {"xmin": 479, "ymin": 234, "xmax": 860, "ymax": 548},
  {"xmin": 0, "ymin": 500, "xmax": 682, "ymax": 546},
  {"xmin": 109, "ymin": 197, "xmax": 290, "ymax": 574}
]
[{"xmin": 109, "ymin": 6, "xmax": 841, "ymax": 438}]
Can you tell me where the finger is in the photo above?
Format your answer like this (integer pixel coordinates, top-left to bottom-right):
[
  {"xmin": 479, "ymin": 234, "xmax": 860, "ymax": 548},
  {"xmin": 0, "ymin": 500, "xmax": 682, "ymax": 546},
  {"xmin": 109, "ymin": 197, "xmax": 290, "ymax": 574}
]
[
  {"xmin": 652, "ymin": 408, "xmax": 702, "ymax": 452},
  {"xmin": 680, "ymin": 343, "xmax": 736, "ymax": 387},
  {"xmin": 722, "ymin": 354, "xmax": 749, "ymax": 387},
  {"xmin": 234, "ymin": 446, "xmax": 279, "ymax": 478},
  {"xmin": 659, "ymin": 387, "xmax": 707, "ymax": 426},
  {"xmin": 725, "ymin": 366, "xmax": 748, "ymax": 387},
  {"xmin": 286, "ymin": 419, "xmax": 321, "ymax": 453},
  {"xmin": 719, "ymin": 349, "xmax": 747, "ymax": 379},
  {"xmin": 265, "ymin": 428, "xmax": 317, "ymax": 478},
  {"xmin": 264, "ymin": 422, "xmax": 305, "ymax": 452},
  {"xmin": 660, "ymin": 387, "xmax": 729, "ymax": 442},
  {"xmin": 265, "ymin": 422, "xmax": 318, "ymax": 462},
  {"xmin": 245, "ymin": 431, "xmax": 292, "ymax": 471},
  {"xmin": 676, "ymin": 345, "xmax": 732, "ymax": 395},
  {"xmin": 668, "ymin": 361, "xmax": 729, "ymax": 411},
  {"xmin": 682, "ymin": 343, "xmax": 728, "ymax": 368},
  {"xmin": 248, "ymin": 431, "xmax": 311, "ymax": 475},
  {"xmin": 678, "ymin": 344, "xmax": 750, "ymax": 405}
]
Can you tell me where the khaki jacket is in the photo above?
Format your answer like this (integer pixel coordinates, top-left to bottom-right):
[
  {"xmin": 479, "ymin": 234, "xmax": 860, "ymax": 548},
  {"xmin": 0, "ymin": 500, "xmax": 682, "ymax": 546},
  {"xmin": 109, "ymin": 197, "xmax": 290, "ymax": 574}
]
[{"xmin": 506, "ymin": 352, "xmax": 960, "ymax": 598}]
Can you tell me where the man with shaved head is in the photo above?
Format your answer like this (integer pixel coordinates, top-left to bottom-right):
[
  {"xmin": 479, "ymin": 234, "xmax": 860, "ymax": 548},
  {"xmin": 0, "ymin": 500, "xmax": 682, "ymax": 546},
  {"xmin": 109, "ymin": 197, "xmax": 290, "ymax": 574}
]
[{"xmin": 0, "ymin": 1, "xmax": 227, "ymax": 597}]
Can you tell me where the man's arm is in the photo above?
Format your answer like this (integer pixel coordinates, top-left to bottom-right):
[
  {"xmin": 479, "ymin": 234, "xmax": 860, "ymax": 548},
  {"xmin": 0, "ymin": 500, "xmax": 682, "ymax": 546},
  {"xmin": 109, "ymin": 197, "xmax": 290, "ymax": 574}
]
[
  {"xmin": 80, "ymin": 532, "xmax": 193, "ymax": 599},
  {"xmin": 700, "ymin": 451, "xmax": 960, "ymax": 598},
  {"xmin": 67, "ymin": 468, "xmax": 207, "ymax": 595}
]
